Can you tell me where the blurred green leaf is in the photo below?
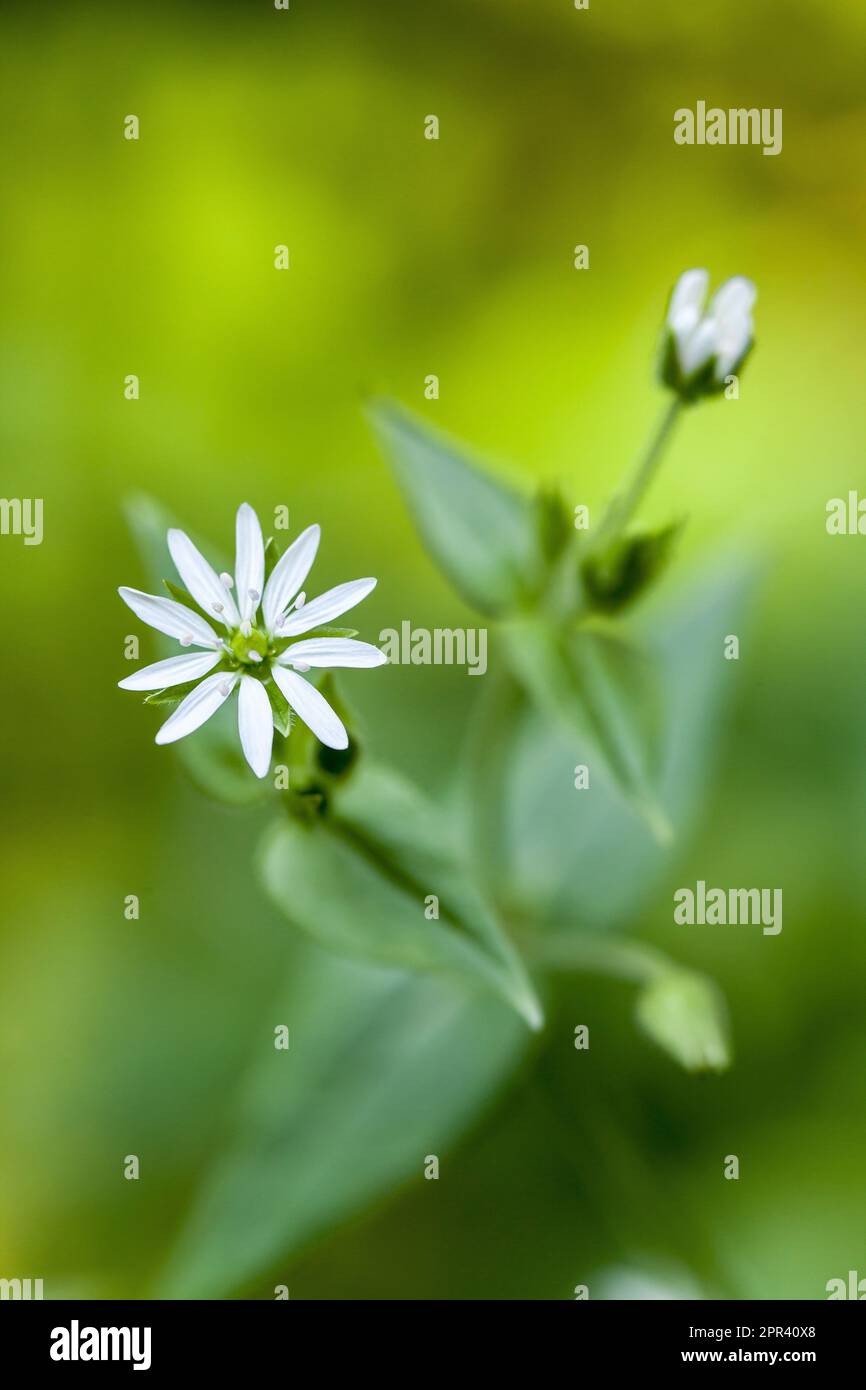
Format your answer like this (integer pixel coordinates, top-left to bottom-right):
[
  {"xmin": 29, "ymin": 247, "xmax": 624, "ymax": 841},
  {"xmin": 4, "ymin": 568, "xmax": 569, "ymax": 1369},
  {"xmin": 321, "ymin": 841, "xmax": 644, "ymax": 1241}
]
[
  {"xmin": 500, "ymin": 617, "xmax": 669, "ymax": 840},
  {"xmin": 158, "ymin": 945, "xmax": 528, "ymax": 1298},
  {"xmin": 176, "ymin": 698, "xmax": 273, "ymax": 806},
  {"xmin": 370, "ymin": 400, "xmax": 547, "ymax": 615},
  {"xmin": 581, "ymin": 522, "xmax": 683, "ymax": 614},
  {"xmin": 259, "ymin": 761, "xmax": 543, "ymax": 1029},
  {"xmin": 635, "ymin": 969, "xmax": 731, "ymax": 1073},
  {"xmin": 468, "ymin": 552, "xmax": 756, "ymax": 931}
]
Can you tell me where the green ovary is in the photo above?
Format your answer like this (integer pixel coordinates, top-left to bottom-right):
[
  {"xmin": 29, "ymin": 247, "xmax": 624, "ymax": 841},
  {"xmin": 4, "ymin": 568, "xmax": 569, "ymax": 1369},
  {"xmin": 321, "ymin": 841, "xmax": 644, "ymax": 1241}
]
[{"xmin": 229, "ymin": 626, "xmax": 271, "ymax": 665}]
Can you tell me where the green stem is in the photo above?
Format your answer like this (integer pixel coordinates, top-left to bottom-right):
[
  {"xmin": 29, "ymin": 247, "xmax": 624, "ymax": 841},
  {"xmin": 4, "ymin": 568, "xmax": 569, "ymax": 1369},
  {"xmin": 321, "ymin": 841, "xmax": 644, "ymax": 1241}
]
[
  {"xmin": 527, "ymin": 931, "xmax": 671, "ymax": 983},
  {"xmin": 594, "ymin": 397, "xmax": 682, "ymax": 546}
]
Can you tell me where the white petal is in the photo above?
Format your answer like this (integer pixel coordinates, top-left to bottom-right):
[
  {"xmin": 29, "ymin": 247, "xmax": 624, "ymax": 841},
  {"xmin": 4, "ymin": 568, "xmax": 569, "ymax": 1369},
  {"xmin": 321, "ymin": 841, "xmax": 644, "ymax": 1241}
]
[
  {"xmin": 667, "ymin": 268, "xmax": 709, "ymax": 333},
  {"xmin": 278, "ymin": 577, "xmax": 377, "ymax": 637},
  {"xmin": 714, "ymin": 314, "xmax": 753, "ymax": 380},
  {"xmin": 118, "ymin": 651, "xmax": 221, "ymax": 691},
  {"xmin": 237, "ymin": 675, "xmax": 274, "ymax": 778},
  {"xmin": 168, "ymin": 528, "xmax": 240, "ymax": 628},
  {"xmin": 277, "ymin": 637, "xmax": 387, "ymax": 669},
  {"xmin": 271, "ymin": 665, "xmax": 348, "ymax": 749},
  {"xmin": 235, "ymin": 503, "xmax": 265, "ymax": 622},
  {"xmin": 261, "ymin": 523, "xmax": 321, "ymax": 633},
  {"xmin": 710, "ymin": 276, "xmax": 757, "ymax": 324},
  {"xmin": 678, "ymin": 318, "xmax": 718, "ymax": 376},
  {"xmin": 154, "ymin": 671, "xmax": 238, "ymax": 745},
  {"xmin": 118, "ymin": 587, "xmax": 220, "ymax": 648}
]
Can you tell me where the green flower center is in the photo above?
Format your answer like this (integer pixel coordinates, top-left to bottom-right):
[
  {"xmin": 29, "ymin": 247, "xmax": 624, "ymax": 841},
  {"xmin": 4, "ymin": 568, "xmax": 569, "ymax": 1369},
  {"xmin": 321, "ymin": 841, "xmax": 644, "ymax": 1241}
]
[{"xmin": 229, "ymin": 626, "xmax": 271, "ymax": 667}]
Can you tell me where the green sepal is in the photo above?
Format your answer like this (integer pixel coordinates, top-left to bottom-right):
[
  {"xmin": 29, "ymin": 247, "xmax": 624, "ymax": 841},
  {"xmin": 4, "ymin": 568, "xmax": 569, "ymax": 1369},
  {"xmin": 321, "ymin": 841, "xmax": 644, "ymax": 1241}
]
[
  {"xmin": 263, "ymin": 674, "xmax": 292, "ymax": 737},
  {"xmin": 263, "ymin": 534, "xmax": 285, "ymax": 584},
  {"xmin": 162, "ymin": 579, "xmax": 214, "ymax": 625},
  {"xmin": 660, "ymin": 329, "xmax": 755, "ymax": 403},
  {"xmin": 313, "ymin": 675, "xmax": 359, "ymax": 780},
  {"xmin": 581, "ymin": 521, "xmax": 683, "ymax": 614},
  {"xmin": 143, "ymin": 677, "xmax": 213, "ymax": 709},
  {"xmin": 532, "ymin": 486, "xmax": 574, "ymax": 567},
  {"xmin": 270, "ymin": 625, "xmax": 358, "ymax": 656}
]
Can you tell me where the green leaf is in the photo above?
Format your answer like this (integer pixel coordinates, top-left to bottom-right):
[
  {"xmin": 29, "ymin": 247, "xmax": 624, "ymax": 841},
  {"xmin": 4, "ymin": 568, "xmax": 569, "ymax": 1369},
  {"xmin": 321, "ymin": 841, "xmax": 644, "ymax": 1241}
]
[
  {"xmin": 176, "ymin": 698, "xmax": 273, "ymax": 806},
  {"xmin": 635, "ymin": 969, "xmax": 731, "ymax": 1073},
  {"xmin": 500, "ymin": 616, "xmax": 669, "ymax": 840},
  {"xmin": 581, "ymin": 521, "xmax": 683, "ymax": 614},
  {"xmin": 468, "ymin": 552, "xmax": 757, "ymax": 932},
  {"xmin": 369, "ymin": 400, "xmax": 547, "ymax": 615},
  {"xmin": 157, "ymin": 943, "xmax": 528, "ymax": 1298},
  {"xmin": 259, "ymin": 761, "xmax": 543, "ymax": 1030}
]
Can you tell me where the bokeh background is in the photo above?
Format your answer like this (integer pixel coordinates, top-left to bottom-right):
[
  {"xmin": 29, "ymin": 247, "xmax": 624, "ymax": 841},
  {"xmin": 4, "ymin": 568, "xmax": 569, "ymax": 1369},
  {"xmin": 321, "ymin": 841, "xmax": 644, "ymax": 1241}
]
[{"xmin": 1, "ymin": 0, "xmax": 864, "ymax": 1299}]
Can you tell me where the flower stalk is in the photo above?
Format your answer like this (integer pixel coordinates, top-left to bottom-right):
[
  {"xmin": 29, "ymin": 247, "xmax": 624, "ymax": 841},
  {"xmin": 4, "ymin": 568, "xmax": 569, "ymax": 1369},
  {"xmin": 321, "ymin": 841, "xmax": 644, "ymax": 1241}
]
[{"xmin": 592, "ymin": 397, "xmax": 683, "ymax": 550}]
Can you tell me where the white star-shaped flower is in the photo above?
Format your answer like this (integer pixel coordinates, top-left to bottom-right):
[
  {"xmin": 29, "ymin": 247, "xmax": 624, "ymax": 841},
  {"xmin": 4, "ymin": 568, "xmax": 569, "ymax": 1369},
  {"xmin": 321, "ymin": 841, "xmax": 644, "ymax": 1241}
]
[{"xmin": 118, "ymin": 503, "xmax": 386, "ymax": 777}]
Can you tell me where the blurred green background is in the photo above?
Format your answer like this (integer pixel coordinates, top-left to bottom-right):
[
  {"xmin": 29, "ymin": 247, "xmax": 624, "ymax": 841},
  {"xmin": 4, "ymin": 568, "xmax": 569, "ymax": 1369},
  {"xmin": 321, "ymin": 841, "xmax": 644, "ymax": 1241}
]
[{"xmin": 1, "ymin": 0, "xmax": 864, "ymax": 1299}]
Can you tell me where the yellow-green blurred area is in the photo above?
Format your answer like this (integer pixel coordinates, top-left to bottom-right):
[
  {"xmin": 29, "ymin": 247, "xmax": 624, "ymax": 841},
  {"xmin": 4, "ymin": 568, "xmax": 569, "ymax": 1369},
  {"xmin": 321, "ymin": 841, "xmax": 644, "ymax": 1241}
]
[{"xmin": 1, "ymin": 0, "xmax": 864, "ymax": 1299}]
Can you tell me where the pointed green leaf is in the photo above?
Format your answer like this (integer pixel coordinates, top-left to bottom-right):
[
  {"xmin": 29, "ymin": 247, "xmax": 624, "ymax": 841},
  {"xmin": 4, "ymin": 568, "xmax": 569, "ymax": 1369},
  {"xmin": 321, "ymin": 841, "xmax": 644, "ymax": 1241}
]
[
  {"xmin": 259, "ymin": 761, "xmax": 543, "ymax": 1030},
  {"xmin": 469, "ymin": 553, "xmax": 757, "ymax": 930},
  {"xmin": 158, "ymin": 944, "xmax": 527, "ymax": 1298},
  {"xmin": 370, "ymin": 400, "xmax": 546, "ymax": 615},
  {"xmin": 501, "ymin": 616, "xmax": 669, "ymax": 840}
]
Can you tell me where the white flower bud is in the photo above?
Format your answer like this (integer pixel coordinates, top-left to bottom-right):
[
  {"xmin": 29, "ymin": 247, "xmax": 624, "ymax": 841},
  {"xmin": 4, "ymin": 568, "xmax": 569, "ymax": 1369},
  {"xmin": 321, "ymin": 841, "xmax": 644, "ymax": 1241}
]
[{"xmin": 662, "ymin": 269, "xmax": 756, "ymax": 399}]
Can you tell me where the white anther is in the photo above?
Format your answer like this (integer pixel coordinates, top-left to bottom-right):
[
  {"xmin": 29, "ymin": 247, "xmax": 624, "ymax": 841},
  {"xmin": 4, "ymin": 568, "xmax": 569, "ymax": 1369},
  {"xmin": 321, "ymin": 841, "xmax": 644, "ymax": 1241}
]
[
  {"xmin": 247, "ymin": 651, "xmax": 263, "ymax": 664},
  {"xmin": 179, "ymin": 634, "xmax": 193, "ymax": 647},
  {"xmin": 220, "ymin": 572, "xmax": 234, "ymax": 589}
]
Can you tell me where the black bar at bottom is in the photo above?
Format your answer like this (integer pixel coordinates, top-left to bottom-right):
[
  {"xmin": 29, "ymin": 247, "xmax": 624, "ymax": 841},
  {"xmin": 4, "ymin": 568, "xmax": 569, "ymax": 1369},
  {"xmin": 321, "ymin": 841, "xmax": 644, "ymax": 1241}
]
[{"xmin": 0, "ymin": 1297, "xmax": 862, "ymax": 1374}]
